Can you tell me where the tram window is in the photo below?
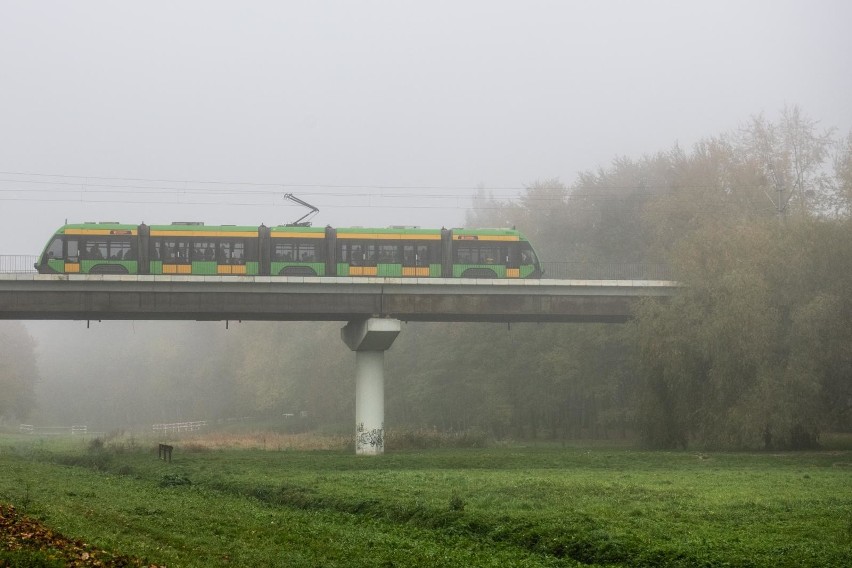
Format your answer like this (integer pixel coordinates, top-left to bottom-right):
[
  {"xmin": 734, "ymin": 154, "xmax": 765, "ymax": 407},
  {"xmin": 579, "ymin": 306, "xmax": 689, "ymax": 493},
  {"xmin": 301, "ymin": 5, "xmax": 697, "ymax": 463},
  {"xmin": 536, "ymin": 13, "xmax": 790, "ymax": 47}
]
[
  {"xmin": 403, "ymin": 245, "xmax": 415, "ymax": 266},
  {"xmin": 46, "ymin": 238, "xmax": 62, "ymax": 259},
  {"xmin": 109, "ymin": 239, "xmax": 132, "ymax": 260},
  {"xmin": 274, "ymin": 242, "xmax": 295, "ymax": 261},
  {"xmin": 339, "ymin": 242, "xmax": 379, "ymax": 265},
  {"xmin": 520, "ymin": 244, "xmax": 536, "ymax": 265},
  {"xmin": 486, "ymin": 246, "xmax": 507, "ymax": 264},
  {"xmin": 365, "ymin": 244, "xmax": 378, "ymax": 264},
  {"xmin": 455, "ymin": 245, "xmax": 474, "ymax": 264},
  {"xmin": 364, "ymin": 243, "xmax": 379, "ymax": 266},
  {"xmin": 403, "ymin": 243, "xmax": 431, "ymax": 266},
  {"xmin": 82, "ymin": 239, "xmax": 108, "ymax": 260},
  {"xmin": 481, "ymin": 246, "xmax": 497, "ymax": 264},
  {"xmin": 455, "ymin": 245, "xmax": 505, "ymax": 264},
  {"xmin": 162, "ymin": 239, "xmax": 191, "ymax": 263},
  {"xmin": 66, "ymin": 239, "xmax": 79, "ymax": 262},
  {"xmin": 376, "ymin": 244, "xmax": 400, "ymax": 263},
  {"xmin": 275, "ymin": 240, "xmax": 322, "ymax": 262},
  {"xmin": 220, "ymin": 240, "xmax": 246, "ymax": 264},
  {"xmin": 298, "ymin": 242, "xmax": 318, "ymax": 262},
  {"xmin": 193, "ymin": 240, "xmax": 217, "ymax": 262}
]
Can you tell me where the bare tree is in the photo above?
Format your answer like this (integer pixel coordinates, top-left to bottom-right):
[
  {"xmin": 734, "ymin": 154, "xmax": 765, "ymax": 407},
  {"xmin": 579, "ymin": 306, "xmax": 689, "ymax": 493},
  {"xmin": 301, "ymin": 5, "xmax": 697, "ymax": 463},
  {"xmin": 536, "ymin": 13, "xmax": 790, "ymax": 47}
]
[{"xmin": 739, "ymin": 105, "xmax": 835, "ymax": 220}]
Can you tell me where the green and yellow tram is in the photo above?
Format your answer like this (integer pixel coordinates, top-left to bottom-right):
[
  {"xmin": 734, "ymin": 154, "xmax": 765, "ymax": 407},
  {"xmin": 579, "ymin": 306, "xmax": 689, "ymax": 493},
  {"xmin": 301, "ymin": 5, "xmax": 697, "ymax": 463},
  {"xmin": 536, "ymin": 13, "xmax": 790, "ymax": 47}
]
[{"xmin": 35, "ymin": 222, "xmax": 542, "ymax": 278}]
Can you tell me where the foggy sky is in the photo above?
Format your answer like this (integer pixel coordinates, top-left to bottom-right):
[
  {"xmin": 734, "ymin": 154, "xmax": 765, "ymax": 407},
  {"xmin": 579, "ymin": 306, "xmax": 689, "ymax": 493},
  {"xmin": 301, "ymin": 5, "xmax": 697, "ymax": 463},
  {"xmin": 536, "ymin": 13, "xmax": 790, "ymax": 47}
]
[{"xmin": 2, "ymin": 0, "xmax": 851, "ymax": 254}]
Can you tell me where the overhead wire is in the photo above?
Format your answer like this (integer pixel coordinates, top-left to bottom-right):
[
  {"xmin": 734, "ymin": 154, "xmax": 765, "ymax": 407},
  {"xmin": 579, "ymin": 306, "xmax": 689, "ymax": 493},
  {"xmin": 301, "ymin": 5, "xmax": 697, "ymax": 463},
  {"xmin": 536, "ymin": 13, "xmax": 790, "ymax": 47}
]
[
  {"xmin": 0, "ymin": 170, "xmax": 781, "ymax": 215},
  {"xmin": 0, "ymin": 170, "xmax": 749, "ymax": 194}
]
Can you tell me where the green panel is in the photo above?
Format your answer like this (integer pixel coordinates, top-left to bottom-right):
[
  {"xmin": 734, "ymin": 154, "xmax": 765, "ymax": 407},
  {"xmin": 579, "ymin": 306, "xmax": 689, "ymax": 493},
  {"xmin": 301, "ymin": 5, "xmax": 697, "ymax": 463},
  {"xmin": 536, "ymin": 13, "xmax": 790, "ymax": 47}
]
[
  {"xmin": 269, "ymin": 226, "xmax": 325, "ymax": 235},
  {"xmin": 337, "ymin": 263, "xmax": 349, "ymax": 276},
  {"xmin": 377, "ymin": 264, "xmax": 402, "ymax": 277},
  {"xmin": 191, "ymin": 261, "xmax": 217, "ymax": 275},
  {"xmin": 520, "ymin": 265, "xmax": 535, "ymax": 278},
  {"xmin": 452, "ymin": 228, "xmax": 520, "ymax": 238},
  {"xmin": 246, "ymin": 262, "xmax": 259, "ymax": 276},
  {"xmin": 150, "ymin": 261, "xmax": 163, "ymax": 275},
  {"xmin": 430, "ymin": 264, "xmax": 441, "ymax": 277},
  {"xmin": 270, "ymin": 262, "xmax": 325, "ymax": 276},
  {"xmin": 453, "ymin": 264, "xmax": 505, "ymax": 278},
  {"xmin": 47, "ymin": 259, "xmax": 64, "ymax": 273},
  {"xmin": 61, "ymin": 222, "xmax": 138, "ymax": 232},
  {"xmin": 78, "ymin": 260, "xmax": 137, "ymax": 274}
]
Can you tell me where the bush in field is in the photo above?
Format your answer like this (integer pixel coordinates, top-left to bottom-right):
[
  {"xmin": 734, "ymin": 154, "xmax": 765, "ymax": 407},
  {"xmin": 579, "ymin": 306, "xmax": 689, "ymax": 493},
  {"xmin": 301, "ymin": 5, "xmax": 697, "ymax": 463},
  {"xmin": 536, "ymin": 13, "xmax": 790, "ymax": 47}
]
[{"xmin": 159, "ymin": 474, "xmax": 192, "ymax": 488}]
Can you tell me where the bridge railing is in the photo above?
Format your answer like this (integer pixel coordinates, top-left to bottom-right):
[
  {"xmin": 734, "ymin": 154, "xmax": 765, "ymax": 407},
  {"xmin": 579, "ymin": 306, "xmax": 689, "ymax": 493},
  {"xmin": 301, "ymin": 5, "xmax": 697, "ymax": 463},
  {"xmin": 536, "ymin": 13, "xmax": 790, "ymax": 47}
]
[
  {"xmin": 539, "ymin": 262, "xmax": 673, "ymax": 280},
  {"xmin": 0, "ymin": 255, "xmax": 37, "ymax": 273},
  {"xmin": 1, "ymin": 255, "xmax": 672, "ymax": 280}
]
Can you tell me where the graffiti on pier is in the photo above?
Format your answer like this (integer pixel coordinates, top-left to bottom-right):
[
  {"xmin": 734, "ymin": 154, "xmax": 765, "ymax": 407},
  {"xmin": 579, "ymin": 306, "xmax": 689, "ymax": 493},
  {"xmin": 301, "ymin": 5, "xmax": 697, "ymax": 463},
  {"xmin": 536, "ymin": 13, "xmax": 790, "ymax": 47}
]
[{"xmin": 356, "ymin": 422, "xmax": 384, "ymax": 451}]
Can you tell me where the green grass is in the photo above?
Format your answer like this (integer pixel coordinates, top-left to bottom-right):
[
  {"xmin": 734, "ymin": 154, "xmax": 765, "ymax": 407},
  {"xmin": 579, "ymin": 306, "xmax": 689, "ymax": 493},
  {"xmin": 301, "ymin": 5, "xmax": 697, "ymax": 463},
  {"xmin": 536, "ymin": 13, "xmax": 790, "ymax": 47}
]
[{"xmin": 1, "ymin": 435, "xmax": 851, "ymax": 567}]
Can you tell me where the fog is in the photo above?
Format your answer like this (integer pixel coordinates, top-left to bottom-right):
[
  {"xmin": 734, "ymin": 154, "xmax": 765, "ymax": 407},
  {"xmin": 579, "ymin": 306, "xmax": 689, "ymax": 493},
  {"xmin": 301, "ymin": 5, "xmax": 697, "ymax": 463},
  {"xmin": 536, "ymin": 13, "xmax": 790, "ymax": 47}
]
[
  {"xmin": 2, "ymin": 1, "xmax": 851, "ymax": 253},
  {"xmin": 3, "ymin": 2, "xmax": 851, "ymax": 442}
]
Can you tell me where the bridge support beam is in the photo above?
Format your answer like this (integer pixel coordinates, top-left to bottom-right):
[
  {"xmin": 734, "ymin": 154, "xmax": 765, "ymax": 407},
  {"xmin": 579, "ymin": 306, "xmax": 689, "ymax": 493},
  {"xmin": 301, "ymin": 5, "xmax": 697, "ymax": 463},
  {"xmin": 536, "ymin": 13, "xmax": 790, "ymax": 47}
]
[{"xmin": 341, "ymin": 318, "xmax": 401, "ymax": 455}]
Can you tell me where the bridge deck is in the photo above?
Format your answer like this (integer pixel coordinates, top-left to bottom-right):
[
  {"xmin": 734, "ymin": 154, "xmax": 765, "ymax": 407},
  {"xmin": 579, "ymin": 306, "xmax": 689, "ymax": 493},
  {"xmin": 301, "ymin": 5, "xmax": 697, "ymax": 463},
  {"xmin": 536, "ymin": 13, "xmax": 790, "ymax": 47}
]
[{"xmin": 0, "ymin": 274, "xmax": 677, "ymax": 323}]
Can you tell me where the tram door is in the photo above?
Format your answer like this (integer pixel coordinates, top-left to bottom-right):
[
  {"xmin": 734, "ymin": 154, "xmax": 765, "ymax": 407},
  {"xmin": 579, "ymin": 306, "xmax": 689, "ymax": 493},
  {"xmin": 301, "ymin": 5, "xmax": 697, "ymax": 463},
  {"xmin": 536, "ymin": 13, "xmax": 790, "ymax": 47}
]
[{"xmin": 402, "ymin": 243, "xmax": 430, "ymax": 277}]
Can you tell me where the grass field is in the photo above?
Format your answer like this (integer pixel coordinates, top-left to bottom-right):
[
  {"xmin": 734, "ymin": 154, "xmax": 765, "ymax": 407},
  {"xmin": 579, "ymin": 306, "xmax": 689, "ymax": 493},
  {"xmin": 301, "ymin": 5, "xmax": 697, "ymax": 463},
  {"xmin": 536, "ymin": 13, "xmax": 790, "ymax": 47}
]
[{"xmin": 1, "ymin": 433, "xmax": 850, "ymax": 567}]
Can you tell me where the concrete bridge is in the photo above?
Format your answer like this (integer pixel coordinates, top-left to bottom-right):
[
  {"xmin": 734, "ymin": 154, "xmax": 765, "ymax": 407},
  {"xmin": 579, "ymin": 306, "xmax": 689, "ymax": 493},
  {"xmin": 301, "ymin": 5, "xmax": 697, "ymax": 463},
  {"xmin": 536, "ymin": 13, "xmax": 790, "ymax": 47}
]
[
  {"xmin": 0, "ymin": 273, "xmax": 677, "ymax": 455},
  {"xmin": 0, "ymin": 273, "xmax": 675, "ymax": 322}
]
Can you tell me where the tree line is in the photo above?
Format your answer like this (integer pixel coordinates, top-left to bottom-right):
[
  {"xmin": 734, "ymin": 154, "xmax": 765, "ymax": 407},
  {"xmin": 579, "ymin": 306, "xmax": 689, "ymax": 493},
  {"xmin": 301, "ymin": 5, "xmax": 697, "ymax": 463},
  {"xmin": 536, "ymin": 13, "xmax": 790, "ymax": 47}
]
[{"xmin": 6, "ymin": 106, "xmax": 851, "ymax": 449}]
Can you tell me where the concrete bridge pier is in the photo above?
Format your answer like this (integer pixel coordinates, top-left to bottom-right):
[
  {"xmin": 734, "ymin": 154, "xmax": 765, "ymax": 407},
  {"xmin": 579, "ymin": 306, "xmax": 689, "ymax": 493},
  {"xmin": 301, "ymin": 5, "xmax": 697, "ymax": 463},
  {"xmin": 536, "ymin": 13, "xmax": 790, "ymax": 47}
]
[{"xmin": 341, "ymin": 318, "xmax": 401, "ymax": 455}]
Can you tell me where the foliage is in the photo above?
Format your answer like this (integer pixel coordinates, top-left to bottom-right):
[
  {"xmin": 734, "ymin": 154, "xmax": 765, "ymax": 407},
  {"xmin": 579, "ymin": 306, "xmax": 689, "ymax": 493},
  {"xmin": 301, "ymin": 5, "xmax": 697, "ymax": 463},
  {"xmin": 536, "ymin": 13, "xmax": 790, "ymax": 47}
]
[
  {"xmin": 0, "ymin": 323, "xmax": 38, "ymax": 422},
  {"xmin": 0, "ymin": 503, "xmax": 160, "ymax": 567},
  {"xmin": 738, "ymin": 105, "xmax": 836, "ymax": 218},
  {"xmin": 635, "ymin": 218, "xmax": 852, "ymax": 448}
]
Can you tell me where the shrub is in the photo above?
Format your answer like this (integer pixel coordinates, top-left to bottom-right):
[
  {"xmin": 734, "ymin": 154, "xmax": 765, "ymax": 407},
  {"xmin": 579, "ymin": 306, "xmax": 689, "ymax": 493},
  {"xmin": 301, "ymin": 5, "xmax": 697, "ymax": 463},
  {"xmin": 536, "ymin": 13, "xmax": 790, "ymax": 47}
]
[{"xmin": 158, "ymin": 474, "xmax": 191, "ymax": 488}]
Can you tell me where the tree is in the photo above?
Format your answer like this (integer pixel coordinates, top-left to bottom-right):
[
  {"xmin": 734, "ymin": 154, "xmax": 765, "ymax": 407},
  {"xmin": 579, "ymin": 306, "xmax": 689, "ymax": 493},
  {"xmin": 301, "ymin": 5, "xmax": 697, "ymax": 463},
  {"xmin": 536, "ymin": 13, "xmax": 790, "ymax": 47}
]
[
  {"xmin": 738, "ymin": 105, "xmax": 835, "ymax": 220},
  {"xmin": 831, "ymin": 130, "xmax": 852, "ymax": 217},
  {"xmin": 0, "ymin": 322, "xmax": 38, "ymax": 422},
  {"xmin": 634, "ymin": 218, "xmax": 852, "ymax": 449}
]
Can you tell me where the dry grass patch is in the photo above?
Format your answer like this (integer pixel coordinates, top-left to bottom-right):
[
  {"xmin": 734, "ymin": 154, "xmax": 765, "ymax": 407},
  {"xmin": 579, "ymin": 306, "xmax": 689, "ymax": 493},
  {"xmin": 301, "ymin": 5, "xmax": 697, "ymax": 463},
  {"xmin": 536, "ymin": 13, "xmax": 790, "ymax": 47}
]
[{"xmin": 176, "ymin": 431, "xmax": 349, "ymax": 451}]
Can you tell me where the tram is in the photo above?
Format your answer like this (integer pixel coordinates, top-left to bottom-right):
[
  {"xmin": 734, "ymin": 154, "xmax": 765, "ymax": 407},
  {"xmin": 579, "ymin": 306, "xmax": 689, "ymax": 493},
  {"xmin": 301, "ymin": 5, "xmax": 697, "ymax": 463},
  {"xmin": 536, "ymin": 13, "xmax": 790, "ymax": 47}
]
[{"xmin": 35, "ymin": 222, "xmax": 542, "ymax": 278}]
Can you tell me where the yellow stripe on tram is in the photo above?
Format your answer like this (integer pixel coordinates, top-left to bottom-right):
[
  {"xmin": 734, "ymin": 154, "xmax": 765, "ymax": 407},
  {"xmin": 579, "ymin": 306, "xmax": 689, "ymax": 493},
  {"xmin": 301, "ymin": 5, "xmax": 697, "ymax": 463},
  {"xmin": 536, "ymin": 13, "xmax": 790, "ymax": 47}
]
[
  {"xmin": 454, "ymin": 235, "xmax": 519, "ymax": 242},
  {"xmin": 149, "ymin": 230, "xmax": 257, "ymax": 238},
  {"xmin": 217, "ymin": 265, "xmax": 247, "ymax": 275},
  {"xmin": 336, "ymin": 233, "xmax": 441, "ymax": 240},
  {"xmin": 65, "ymin": 229, "xmax": 138, "ymax": 236},
  {"xmin": 270, "ymin": 232, "xmax": 325, "ymax": 239}
]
